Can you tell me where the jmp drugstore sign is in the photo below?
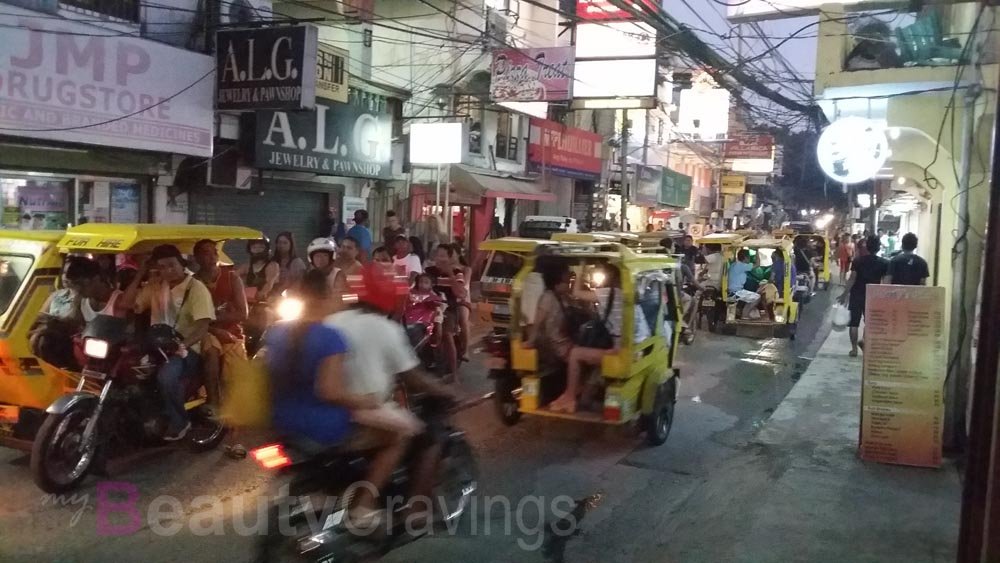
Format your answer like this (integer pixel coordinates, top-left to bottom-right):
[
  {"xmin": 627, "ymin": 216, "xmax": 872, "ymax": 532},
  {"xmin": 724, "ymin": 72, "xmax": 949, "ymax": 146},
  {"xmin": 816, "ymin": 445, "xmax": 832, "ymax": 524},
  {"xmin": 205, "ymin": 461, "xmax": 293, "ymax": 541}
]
[
  {"xmin": 216, "ymin": 25, "xmax": 318, "ymax": 111},
  {"xmin": 0, "ymin": 5, "xmax": 214, "ymax": 156},
  {"xmin": 255, "ymin": 98, "xmax": 392, "ymax": 179}
]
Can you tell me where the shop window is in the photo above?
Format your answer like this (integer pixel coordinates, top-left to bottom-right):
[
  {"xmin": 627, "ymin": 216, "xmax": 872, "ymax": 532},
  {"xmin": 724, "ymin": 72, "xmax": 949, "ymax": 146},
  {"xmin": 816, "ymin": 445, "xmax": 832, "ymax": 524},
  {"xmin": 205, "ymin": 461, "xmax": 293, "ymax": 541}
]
[
  {"xmin": 60, "ymin": 0, "xmax": 140, "ymax": 22},
  {"xmin": 495, "ymin": 111, "xmax": 520, "ymax": 161},
  {"xmin": 77, "ymin": 180, "xmax": 142, "ymax": 224},
  {"xmin": 455, "ymin": 95, "xmax": 484, "ymax": 155},
  {"xmin": 0, "ymin": 177, "xmax": 71, "ymax": 230}
]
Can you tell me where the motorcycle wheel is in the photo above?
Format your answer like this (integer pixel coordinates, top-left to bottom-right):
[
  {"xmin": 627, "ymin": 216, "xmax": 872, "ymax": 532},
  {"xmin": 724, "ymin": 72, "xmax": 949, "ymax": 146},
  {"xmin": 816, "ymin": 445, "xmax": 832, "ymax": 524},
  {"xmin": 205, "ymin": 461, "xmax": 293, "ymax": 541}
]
[
  {"xmin": 31, "ymin": 401, "xmax": 99, "ymax": 494},
  {"xmin": 493, "ymin": 375, "xmax": 521, "ymax": 426},
  {"xmin": 187, "ymin": 406, "xmax": 227, "ymax": 452}
]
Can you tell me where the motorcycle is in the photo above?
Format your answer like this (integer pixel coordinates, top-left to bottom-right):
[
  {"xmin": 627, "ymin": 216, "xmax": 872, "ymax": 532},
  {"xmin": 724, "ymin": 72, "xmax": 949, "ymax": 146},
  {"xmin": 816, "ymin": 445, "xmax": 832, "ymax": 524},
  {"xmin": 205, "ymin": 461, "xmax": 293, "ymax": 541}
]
[
  {"xmin": 697, "ymin": 286, "xmax": 723, "ymax": 333},
  {"xmin": 403, "ymin": 293, "xmax": 445, "ymax": 372},
  {"xmin": 253, "ymin": 393, "xmax": 479, "ymax": 563},
  {"xmin": 30, "ymin": 315, "xmax": 226, "ymax": 493}
]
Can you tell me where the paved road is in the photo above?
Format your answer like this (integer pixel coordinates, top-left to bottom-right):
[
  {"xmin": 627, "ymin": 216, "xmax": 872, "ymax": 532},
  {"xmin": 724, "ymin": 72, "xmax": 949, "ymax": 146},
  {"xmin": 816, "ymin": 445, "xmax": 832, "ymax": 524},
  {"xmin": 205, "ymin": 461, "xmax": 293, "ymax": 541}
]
[{"xmin": 0, "ymin": 288, "xmax": 834, "ymax": 563}]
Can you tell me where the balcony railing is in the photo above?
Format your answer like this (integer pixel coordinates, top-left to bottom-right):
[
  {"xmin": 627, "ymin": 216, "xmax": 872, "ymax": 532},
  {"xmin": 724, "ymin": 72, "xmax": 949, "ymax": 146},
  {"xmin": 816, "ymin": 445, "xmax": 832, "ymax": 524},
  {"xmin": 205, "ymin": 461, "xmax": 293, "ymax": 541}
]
[
  {"xmin": 843, "ymin": 4, "xmax": 986, "ymax": 71},
  {"xmin": 60, "ymin": 0, "xmax": 140, "ymax": 23}
]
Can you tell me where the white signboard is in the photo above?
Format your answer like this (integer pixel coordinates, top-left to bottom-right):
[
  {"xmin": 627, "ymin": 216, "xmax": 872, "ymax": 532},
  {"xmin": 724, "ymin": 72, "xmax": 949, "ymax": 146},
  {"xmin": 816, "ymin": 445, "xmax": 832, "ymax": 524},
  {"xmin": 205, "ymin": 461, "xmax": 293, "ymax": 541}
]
[
  {"xmin": 573, "ymin": 59, "xmax": 657, "ymax": 98},
  {"xmin": 409, "ymin": 122, "xmax": 465, "ymax": 165},
  {"xmin": 0, "ymin": 5, "xmax": 214, "ymax": 157},
  {"xmin": 727, "ymin": 0, "xmax": 901, "ymax": 21}
]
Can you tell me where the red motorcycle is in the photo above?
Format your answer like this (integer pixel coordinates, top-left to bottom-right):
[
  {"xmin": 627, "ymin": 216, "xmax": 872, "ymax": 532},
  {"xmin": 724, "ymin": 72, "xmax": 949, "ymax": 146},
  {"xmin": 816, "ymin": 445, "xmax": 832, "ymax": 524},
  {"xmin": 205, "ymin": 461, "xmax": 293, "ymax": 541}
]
[{"xmin": 403, "ymin": 292, "xmax": 445, "ymax": 371}]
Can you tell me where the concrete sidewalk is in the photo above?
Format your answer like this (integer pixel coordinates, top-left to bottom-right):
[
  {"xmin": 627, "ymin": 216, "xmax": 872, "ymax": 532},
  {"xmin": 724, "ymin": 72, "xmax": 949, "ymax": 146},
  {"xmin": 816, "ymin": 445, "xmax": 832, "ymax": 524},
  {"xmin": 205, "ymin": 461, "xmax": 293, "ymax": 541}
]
[{"xmin": 743, "ymin": 327, "xmax": 962, "ymax": 562}]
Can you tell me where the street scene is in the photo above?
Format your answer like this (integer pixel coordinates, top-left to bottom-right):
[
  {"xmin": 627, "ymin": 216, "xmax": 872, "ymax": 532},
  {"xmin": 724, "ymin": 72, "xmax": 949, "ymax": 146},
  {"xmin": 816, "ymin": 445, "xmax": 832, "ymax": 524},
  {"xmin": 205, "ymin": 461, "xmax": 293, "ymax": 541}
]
[{"xmin": 1, "ymin": 0, "xmax": 999, "ymax": 562}]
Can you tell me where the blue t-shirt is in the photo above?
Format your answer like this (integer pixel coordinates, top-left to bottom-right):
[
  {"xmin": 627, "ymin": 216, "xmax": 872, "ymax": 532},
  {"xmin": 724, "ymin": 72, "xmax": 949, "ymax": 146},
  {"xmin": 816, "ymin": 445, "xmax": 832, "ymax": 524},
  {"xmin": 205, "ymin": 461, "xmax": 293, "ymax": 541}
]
[
  {"xmin": 728, "ymin": 261, "xmax": 752, "ymax": 294},
  {"xmin": 266, "ymin": 322, "xmax": 351, "ymax": 445},
  {"xmin": 345, "ymin": 224, "xmax": 373, "ymax": 256},
  {"xmin": 773, "ymin": 258, "xmax": 786, "ymax": 290}
]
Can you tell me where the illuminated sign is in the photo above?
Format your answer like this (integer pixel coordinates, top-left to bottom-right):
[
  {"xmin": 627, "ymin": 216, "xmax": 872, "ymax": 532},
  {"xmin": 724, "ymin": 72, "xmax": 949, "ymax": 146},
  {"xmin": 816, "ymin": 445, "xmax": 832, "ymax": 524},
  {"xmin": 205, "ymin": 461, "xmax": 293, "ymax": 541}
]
[{"xmin": 817, "ymin": 117, "xmax": 890, "ymax": 185}]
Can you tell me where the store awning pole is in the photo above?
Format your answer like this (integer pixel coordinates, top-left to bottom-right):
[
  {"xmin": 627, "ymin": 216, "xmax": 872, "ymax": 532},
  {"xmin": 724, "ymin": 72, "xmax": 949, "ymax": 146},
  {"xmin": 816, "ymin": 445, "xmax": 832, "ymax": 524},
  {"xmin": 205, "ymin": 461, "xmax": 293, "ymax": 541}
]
[
  {"xmin": 435, "ymin": 163, "xmax": 442, "ymax": 226},
  {"xmin": 444, "ymin": 165, "xmax": 452, "ymax": 242}
]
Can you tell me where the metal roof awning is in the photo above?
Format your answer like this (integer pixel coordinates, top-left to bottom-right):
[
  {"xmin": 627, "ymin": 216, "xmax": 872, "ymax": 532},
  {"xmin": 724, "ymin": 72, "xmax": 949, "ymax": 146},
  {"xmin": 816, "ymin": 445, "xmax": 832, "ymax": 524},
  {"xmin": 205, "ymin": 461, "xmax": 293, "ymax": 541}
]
[{"xmin": 450, "ymin": 165, "xmax": 556, "ymax": 202}]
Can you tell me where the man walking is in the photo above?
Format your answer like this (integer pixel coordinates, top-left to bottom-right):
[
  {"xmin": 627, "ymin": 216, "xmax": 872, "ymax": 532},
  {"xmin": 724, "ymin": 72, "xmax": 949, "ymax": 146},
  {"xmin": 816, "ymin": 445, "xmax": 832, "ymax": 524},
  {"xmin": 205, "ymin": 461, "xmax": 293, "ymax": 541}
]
[
  {"xmin": 883, "ymin": 233, "xmax": 929, "ymax": 285},
  {"xmin": 838, "ymin": 236, "xmax": 888, "ymax": 357}
]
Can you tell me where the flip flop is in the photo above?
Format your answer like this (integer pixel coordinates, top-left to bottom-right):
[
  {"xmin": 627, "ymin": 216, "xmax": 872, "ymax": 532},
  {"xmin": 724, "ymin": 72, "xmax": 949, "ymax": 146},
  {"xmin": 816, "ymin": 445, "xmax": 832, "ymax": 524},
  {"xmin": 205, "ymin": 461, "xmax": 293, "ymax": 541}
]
[{"xmin": 849, "ymin": 350, "xmax": 858, "ymax": 357}]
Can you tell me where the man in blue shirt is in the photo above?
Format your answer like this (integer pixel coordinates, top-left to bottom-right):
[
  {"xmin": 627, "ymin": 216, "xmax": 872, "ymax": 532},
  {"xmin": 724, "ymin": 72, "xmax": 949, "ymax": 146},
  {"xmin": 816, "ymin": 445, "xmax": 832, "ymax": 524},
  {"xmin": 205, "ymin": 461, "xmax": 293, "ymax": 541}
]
[
  {"xmin": 346, "ymin": 209, "xmax": 373, "ymax": 261},
  {"xmin": 728, "ymin": 249, "xmax": 761, "ymax": 318}
]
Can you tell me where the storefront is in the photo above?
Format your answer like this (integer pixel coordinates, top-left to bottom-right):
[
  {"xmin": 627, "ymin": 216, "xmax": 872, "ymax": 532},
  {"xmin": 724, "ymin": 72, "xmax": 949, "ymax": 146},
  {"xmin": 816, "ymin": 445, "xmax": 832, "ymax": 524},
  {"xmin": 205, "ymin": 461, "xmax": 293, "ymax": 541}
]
[
  {"xmin": 0, "ymin": 8, "xmax": 215, "ymax": 230},
  {"xmin": 526, "ymin": 118, "xmax": 604, "ymax": 227}
]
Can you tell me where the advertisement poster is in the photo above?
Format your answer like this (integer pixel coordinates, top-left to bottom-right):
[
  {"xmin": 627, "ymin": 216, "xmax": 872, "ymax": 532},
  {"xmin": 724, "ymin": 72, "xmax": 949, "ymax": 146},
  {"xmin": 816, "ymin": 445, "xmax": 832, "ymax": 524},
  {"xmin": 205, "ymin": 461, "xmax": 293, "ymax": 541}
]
[
  {"xmin": 526, "ymin": 118, "xmax": 602, "ymax": 180},
  {"xmin": 721, "ymin": 174, "xmax": 747, "ymax": 195},
  {"xmin": 724, "ymin": 133, "xmax": 775, "ymax": 160},
  {"xmin": 110, "ymin": 183, "xmax": 141, "ymax": 223},
  {"xmin": 576, "ymin": 0, "xmax": 658, "ymax": 20},
  {"xmin": 0, "ymin": 5, "xmax": 214, "ymax": 157},
  {"xmin": 860, "ymin": 285, "xmax": 946, "ymax": 468},
  {"xmin": 216, "ymin": 25, "xmax": 318, "ymax": 111},
  {"xmin": 255, "ymin": 98, "xmax": 393, "ymax": 179},
  {"xmin": 17, "ymin": 183, "xmax": 68, "ymax": 230},
  {"xmin": 490, "ymin": 47, "xmax": 574, "ymax": 102}
]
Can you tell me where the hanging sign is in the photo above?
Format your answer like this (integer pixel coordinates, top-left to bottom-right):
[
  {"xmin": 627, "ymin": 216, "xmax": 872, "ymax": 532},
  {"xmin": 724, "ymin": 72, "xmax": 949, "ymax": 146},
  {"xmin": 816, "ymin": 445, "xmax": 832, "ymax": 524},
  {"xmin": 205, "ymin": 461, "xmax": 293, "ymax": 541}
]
[
  {"xmin": 216, "ymin": 25, "xmax": 318, "ymax": 111},
  {"xmin": 817, "ymin": 117, "xmax": 890, "ymax": 185},
  {"xmin": 721, "ymin": 174, "xmax": 747, "ymax": 194},
  {"xmin": 255, "ymin": 98, "xmax": 392, "ymax": 179},
  {"xmin": 860, "ymin": 285, "xmax": 946, "ymax": 468},
  {"xmin": 316, "ymin": 43, "xmax": 349, "ymax": 104},
  {"xmin": 490, "ymin": 47, "xmax": 574, "ymax": 102}
]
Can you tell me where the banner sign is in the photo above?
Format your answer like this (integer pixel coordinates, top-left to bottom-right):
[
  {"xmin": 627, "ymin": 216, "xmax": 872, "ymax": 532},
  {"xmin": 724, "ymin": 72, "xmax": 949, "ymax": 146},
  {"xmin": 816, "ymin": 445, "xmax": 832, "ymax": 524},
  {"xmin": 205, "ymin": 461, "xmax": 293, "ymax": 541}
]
[
  {"xmin": 576, "ymin": 0, "xmax": 658, "ymax": 20},
  {"xmin": 255, "ymin": 98, "xmax": 392, "ymax": 179},
  {"xmin": 0, "ymin": 5, "xmax": 214, "ymax": 157},
  {"xmin": 490, "ymin": 47, "xmax": 574, "ymax": 102},
  {"xmin": 316, "ymin": 43, "xmax": 349, "ymax": 104},
  {"xmin": 216, "ymin": 25, "xmax": 318, "ymax": 111},
  {"xmin": 721, "ymin": 174, "xmax": 747, "ymax": 195},
  {"xmin": 860, "ymin": 285, "xmax": 946, "ymax": 468},
  {"xmin": 660, "ymin": 168, "xmax": 692, "ymax": 208},
  {"xmin": 527, "ymin": 118, "xmax": 602, "ymax": 180},
  {"xmin": 724, "ymin": 133, "xmax": 774, "ymax": 160},
  {"xmin": 632, "ymin": 164, "xmax": 660, "ymax": 206}
]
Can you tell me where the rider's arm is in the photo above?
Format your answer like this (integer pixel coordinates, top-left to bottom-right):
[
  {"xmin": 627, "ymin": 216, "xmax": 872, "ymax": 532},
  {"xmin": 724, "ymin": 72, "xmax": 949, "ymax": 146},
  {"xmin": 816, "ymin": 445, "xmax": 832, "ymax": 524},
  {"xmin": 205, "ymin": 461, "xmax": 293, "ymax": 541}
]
[
  {"xmin": 183, "ymin": 318, "xmax": 211, "ymax": 348},
  {"xmin": 399, "ymin": 368, "xmax": 457, "ymax": 400},
  {"xmin": 314, "ymin": 354, "xmax": 379, "ymax": 410},
  {"xmin": 218, "ymin": 271, "xmax": 249, "ymax": 324},
  {"xmin": 260, "ymin": 261, "xmax": 281, "ymax": 298},
  {"xmin": 182, "ymin": 281, "xmax": 215, "ymax": 348},
  {"xmin": 121, "ymin": 261, "xmax": 150, "ymax": 312}
]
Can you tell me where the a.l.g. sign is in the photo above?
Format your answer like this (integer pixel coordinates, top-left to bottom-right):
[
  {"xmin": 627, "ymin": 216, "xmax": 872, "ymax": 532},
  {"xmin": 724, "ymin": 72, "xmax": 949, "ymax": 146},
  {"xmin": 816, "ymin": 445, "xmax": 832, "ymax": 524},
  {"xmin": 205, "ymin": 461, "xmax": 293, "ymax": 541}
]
[
  {"xmin": 255, "ymin": 98, "xmax": 392, "ymax": 179},
  {"xmin": 527, "ymin": 118, "xmax": 602, "ymax": 181},
  {"xmin": 0, "ymin": 5, "xmax": 214, "ymax": 157},
  {"xmin": 216, "ymin": 25, "xmax": 318, "ymax": 111}
]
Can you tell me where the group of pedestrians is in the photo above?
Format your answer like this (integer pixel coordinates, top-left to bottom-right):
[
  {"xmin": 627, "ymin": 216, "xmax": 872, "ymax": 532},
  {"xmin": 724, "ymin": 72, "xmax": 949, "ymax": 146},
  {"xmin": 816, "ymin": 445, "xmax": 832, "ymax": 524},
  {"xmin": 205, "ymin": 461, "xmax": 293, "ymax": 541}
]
[{"xmin": 838, "ymin": 231, "xmax": 930, "ymax": 357}]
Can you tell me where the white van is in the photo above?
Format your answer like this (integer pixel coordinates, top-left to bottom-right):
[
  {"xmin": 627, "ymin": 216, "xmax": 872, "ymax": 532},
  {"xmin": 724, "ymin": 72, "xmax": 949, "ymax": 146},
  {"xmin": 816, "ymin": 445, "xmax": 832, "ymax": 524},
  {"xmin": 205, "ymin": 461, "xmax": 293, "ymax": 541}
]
[{"xmin": 517, "ymin": 216, "xmax": 579, "ymax": 239}]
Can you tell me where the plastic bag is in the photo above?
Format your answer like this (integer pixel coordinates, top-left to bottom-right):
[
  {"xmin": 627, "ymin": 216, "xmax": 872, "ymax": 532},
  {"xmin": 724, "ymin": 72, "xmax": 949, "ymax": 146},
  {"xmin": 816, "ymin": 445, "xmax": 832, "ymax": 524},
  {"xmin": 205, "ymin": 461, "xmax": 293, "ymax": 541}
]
[
  {"xmin": 220, "ymin": 345, "xmax": 272, "ymax": 429},
  {"xmin": 831, "ymin": 304, "xmax": 850, "ymax": 331}
]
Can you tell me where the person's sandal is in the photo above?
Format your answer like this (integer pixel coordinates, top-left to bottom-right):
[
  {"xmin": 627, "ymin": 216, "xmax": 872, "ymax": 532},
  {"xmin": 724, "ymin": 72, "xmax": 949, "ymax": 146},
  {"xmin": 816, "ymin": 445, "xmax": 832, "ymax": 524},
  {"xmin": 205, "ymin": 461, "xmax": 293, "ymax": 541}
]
[{"xmin": 225, "ymin": 444, "xmax": 248, "ymax": 459}]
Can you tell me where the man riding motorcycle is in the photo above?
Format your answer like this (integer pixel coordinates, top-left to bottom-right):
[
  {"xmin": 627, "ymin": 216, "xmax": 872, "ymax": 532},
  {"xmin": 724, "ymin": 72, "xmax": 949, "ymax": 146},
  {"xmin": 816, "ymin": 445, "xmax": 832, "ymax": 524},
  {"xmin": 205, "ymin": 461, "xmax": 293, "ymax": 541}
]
[
  {"xmin": 325, "ymin": 263, "xmax": 457, "ymax": 525},
  {"xmin": 122, "ymin": 244, "xmax": 216, "ymax": 441}
]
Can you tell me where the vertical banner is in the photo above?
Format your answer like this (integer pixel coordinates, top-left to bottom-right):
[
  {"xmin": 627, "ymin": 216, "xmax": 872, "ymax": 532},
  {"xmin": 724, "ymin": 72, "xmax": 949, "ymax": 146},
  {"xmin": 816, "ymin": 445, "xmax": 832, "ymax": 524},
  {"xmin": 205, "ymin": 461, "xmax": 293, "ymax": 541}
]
[{"xmin": 859, "ymin": 285, "xmax": 946, "ymax": 467}]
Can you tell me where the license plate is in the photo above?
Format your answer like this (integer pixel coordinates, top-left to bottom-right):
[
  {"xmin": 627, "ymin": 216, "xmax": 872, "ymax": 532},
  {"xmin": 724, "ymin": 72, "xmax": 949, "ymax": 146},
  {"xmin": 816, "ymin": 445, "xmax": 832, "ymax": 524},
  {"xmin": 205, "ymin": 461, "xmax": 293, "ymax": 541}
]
[
  {"xmin": 322, "ymin": 509, "xmax": 345, "ymax": 530},
  {"xmin": 701, "ymin": 299, "xmax": 715, "ymax": 307},
  {"xmin": 81, "ymin": 369, "xmax": 108, "ymax": 381},
  {"xmin": 492, "ymin": 304, "xmax": 510, "ymax": 316}
]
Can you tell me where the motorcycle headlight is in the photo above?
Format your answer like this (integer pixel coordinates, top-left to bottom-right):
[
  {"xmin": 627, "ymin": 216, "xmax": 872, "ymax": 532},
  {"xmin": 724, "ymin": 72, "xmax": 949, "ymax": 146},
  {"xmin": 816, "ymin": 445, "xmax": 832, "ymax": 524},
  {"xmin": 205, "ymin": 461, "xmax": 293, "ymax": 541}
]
[
  {"xmin": 84, "ymin": 338, "xmax": 109, "ymax": 359},
  {"xmin": 277, "ymin": 297, "xmax": 304, "ymax": 321}
]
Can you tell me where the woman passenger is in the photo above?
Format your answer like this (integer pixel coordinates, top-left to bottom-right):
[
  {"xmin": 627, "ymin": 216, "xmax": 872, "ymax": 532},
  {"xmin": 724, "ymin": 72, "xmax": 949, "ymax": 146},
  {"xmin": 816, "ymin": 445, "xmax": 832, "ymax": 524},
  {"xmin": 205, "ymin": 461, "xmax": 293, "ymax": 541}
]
[
  {"xmin": 523, "ymin": 257, "xmax": 573, "ymax": 369},
  {"xmin": 272, "ymin": 231, "xmax": 306, "ymax": 295},
  {"xmin": 424, "ymin": 245, "xmax": 465, "ymax": 379}
]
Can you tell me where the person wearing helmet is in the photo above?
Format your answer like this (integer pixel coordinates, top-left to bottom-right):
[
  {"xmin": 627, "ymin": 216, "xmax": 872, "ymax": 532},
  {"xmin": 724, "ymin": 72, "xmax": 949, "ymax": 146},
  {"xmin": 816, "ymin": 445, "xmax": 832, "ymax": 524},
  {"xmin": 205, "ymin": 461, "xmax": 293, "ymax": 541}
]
[
  {"xmin": 307, "ymin": 237, "xmax": 339, "ymax": 288},
  {"xmin": 325, "ymin": 263, "xmax": 456, "ymax": 526},
  {"xmin": 237, "ymin": 238, "xmax": 279, "ymax": 302}
]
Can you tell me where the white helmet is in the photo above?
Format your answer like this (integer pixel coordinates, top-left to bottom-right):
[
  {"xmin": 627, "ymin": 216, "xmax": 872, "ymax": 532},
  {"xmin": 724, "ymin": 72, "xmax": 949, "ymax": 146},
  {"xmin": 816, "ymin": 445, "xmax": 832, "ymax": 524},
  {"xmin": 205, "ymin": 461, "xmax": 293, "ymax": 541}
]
[{"xmin": 307, "ymin": 237, "xmax": 337, "ymax": 260}]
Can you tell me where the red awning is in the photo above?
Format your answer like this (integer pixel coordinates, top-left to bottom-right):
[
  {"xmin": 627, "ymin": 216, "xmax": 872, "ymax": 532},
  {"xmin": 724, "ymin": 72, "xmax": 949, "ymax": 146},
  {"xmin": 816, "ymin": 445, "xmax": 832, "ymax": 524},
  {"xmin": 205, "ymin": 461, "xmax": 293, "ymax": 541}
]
[{"xmin": 450, "ymin": 165, "xmax": 556, "ymax": 202}]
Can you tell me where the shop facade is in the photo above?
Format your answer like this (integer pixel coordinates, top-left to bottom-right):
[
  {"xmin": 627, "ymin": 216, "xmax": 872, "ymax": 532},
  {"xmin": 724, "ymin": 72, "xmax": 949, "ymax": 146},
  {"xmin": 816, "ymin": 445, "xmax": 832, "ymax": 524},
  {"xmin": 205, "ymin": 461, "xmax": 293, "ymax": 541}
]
[
  {"xmin": 0, "ymin": 5, "xmax": 215, "ymax": 231},
  {"xmin": 526, "ymin": 118, "xmax": 603, "ymax": 230}
]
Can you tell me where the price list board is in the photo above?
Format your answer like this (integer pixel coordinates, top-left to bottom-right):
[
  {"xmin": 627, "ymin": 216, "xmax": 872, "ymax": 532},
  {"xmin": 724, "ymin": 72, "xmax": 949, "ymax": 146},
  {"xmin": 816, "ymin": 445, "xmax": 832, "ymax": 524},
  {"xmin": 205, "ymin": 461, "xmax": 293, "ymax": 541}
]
[{"xmin": 859, "ymin": 285, "xmax": 946, "ymax": 467}]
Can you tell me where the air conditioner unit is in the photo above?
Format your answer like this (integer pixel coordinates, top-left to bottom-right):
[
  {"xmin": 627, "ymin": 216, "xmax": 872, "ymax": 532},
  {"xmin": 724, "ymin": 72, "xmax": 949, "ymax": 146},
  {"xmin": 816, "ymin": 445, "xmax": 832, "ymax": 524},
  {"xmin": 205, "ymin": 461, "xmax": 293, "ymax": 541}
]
[
  {"xmin": 173, "ymin": 143, "xmax": 254, "ymax": 193},
  {"xmin": 219, "ymin": 0, "xmax": 273, "ymax": 26}
]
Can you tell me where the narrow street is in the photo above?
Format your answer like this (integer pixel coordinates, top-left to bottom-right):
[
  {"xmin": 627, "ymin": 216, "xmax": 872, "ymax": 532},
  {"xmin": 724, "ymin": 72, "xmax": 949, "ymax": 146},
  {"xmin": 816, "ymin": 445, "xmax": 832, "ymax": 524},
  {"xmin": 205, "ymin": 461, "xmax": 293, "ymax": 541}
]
[{"xmin": 0, "ymin": 290, "xmax": 835, "ymax": 562}]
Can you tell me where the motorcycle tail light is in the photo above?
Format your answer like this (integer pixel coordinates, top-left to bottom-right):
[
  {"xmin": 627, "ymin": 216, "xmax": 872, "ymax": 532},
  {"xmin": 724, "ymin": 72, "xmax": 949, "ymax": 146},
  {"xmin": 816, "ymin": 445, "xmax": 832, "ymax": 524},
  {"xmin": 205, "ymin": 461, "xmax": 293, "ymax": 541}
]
[
  {"xmin": 603, "ymin": 395, "xmax": 622, "ymax": 422},
  {"xmin": 251, "ymin": 444, "xmax": 292, "ymax": 470},
  {"xmin": 485, "ymin": 336, "xmax": 509, "ymax": 358}
]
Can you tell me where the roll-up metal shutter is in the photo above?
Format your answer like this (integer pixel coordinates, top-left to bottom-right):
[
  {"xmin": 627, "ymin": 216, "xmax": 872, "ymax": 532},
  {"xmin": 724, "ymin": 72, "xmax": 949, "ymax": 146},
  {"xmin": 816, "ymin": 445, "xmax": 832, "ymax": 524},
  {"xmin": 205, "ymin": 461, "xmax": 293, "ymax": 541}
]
[{"xmin": 189, "ymin": 186, "xmax": 328, "ymax": 265}]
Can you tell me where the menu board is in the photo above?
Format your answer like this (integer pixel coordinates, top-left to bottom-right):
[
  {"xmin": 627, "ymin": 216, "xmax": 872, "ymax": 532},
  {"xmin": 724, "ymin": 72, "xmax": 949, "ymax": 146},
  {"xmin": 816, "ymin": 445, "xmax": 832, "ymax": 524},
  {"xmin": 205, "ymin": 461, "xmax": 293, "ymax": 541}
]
[{"xmin": 859, "ymin": 285, "xmax": 946, "ymax": 467}]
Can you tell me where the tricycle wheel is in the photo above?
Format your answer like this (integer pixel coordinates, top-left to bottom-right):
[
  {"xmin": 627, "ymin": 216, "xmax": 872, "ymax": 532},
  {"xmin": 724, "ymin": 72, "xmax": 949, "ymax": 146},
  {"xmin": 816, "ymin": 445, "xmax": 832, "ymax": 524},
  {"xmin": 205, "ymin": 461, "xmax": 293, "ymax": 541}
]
[
  {"xmin": 645, "ymin": 380, "xmax": 676, "ymax": 446},
  {"xmin": 31, "ymin": 401, "xmax": 99, "ymax": 494},
  {"xmin": 493, "ymin": 374, "xmax": 521, "ymax": 426}
]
